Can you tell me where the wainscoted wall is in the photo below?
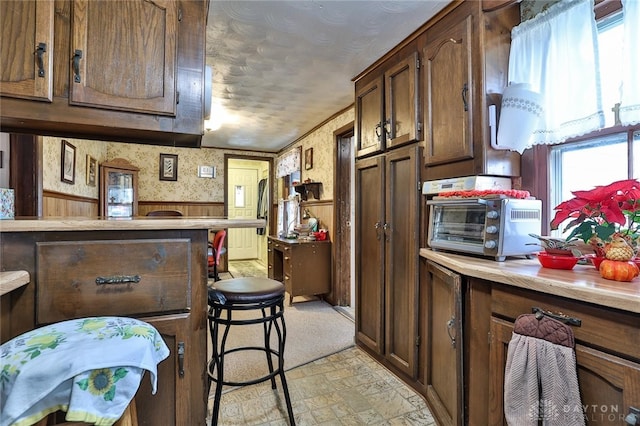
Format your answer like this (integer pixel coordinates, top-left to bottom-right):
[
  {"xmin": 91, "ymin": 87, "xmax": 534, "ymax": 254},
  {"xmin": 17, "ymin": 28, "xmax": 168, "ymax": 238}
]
[
  {"xmin": 40, "ymin": 103, "xmax": 353, "ymax": 224},
  {"xmin": 41, "ymin": 136, "xmax": 276, "ymax": 216},
  {"xmin": 275, "ymin": 106, "xmax": 355, "ymax": 241}
]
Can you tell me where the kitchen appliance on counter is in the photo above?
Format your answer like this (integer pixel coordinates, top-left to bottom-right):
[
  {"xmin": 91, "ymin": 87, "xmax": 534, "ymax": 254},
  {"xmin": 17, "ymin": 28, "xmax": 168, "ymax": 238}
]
[{"xmin": 423, "ymin": 177, "xmax": 541, "ymax": 261}]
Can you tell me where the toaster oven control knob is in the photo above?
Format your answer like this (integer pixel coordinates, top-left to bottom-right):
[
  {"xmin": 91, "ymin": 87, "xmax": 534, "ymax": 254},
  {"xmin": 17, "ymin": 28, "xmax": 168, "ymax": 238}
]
[
  {"xmin": 487, "ymin": 210, "xmax": 499, "ymax": 219},
  {"xmin": 486, "ymin": 225, "xmax": 498, "ymax": 234},
  {"xmin": 484, "ymin": 240, "xmax": 497, "ymax": 249}
]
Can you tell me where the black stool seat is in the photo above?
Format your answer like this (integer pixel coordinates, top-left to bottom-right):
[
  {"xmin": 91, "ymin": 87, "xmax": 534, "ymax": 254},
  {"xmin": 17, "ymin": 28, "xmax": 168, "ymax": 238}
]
[
  {"xmin": 209, "ymin": 277, "xmax": 284, "ymax": 304},
  {"xmin": 207, "ymin": 277, "xmax": 295, "ymax": 425}
]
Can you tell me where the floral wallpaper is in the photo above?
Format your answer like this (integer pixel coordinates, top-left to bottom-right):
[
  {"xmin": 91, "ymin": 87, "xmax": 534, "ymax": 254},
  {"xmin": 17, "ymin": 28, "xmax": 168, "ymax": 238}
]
[
  {"xmin": 43, "ymin": 137, "xmax": 107, "ymax": 199},
  {"xmin": 43, "ymin": 137, "xmax": 274, "ymax": 202},
  {"xmin": 521, "ymin": 0, "xmax": 558, "ymax": 21},
  {"xmin": 276, "ymin": 107, "xmax": 354, "ymax": 200}
]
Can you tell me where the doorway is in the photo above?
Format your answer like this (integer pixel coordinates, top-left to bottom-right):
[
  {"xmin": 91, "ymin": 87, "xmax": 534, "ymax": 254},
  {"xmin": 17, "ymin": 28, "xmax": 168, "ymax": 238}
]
[
  {"xmin": 224, "ymin": 155, "xmax": 272, "ymax": 274},
  {"xmin": 333, "ymin": 124, "xmax": 354, "ymax": 308}
]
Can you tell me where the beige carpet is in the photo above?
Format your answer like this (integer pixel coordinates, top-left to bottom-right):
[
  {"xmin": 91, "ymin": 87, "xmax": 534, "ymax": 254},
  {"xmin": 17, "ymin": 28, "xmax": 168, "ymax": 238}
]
[{"xmin": 207, "ymin": 299, "xmax": 356, "ymax": 394}]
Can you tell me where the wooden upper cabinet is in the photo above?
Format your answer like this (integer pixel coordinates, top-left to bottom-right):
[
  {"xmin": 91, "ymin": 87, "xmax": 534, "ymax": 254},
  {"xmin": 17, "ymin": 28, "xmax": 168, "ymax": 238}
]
[
  {"xmin": 424, "ymin": 14, "xmax": 474, "ymax": 166},
  {"xmin": 70, "ymin": 0, "xmax": 177, "ymax": 115},
  {"xmin": 384, "ymin": 52, "xmax": 420, "ymax": 150},
  {"xmin": 355, "ymin": 76, "xmax": 384, "ymax": 158},
  {"xmin": 0, "ymin": 1, "xmax": 54, "ymax": 102},
  {"xmin": 355, "ymin": 51, "xmax": 421, "ymax": 159}
]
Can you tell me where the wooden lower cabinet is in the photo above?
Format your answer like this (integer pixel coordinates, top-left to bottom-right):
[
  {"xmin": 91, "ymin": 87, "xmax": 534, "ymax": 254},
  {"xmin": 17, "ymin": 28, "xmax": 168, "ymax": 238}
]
[
  {"xmin": 487, "ymin": 285, "xmax": 640, "ymax": 425},
  {"xmin": 421, "ymin": 260, "xmax": 463, "ymax": 426},
  {"xmin": 410, "ymin": 260, "xmax": 640, "ymax": 425},
  {"xmin": 0, "ymin": 229, "xmax": 208, "ymax": 425}
]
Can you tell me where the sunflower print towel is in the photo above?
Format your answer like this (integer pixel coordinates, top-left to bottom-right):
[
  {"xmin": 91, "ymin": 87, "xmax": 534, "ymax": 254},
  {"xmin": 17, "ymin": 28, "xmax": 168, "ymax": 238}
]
[{"xmin": 0, "ymin": 316, "xmax": 170, "ymax": 426}]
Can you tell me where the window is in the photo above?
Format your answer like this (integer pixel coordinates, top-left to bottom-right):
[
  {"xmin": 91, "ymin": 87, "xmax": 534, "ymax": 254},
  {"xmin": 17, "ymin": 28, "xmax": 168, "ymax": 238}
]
[{"xmin": 549, "ymin": 9, "xmax": 640, "ymax": 237}]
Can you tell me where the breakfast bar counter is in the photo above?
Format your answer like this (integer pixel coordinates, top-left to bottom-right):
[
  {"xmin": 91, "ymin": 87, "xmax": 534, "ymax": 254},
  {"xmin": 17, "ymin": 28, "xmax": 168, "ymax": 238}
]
[
  {"xmin": 0, "ymin": 217, "xmax": 265, "ymax": 425},
  {"xmin": 420, "ymin": 248, "xmax": 640, "ymax": 313}
]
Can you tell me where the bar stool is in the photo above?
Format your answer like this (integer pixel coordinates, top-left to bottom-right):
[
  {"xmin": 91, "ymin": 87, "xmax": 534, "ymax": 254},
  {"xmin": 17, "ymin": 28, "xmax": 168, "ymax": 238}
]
[{"xmin": 207, "ymin": 277, "xmax": 295, "ymax": 425}]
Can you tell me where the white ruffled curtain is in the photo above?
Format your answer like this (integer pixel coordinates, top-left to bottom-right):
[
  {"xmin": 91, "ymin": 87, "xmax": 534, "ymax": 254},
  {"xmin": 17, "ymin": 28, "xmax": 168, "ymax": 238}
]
[
  {"xmin": 276, "ymin": 147, "xmax": 301, "ymax": 178},
  {"xmin": 620, "ymin": 0, "xmax": 640, "ymax": 125},
  {"xmin": 507, "ymin": 0, "xmax": 605, "ymax": 148}
]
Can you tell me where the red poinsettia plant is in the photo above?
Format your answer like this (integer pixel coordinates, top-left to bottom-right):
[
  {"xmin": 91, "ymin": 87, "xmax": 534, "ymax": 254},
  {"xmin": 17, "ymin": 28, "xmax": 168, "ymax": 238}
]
[{"xmin": 550, "ymin": 179, "xmax": 640, "ymax": 244}]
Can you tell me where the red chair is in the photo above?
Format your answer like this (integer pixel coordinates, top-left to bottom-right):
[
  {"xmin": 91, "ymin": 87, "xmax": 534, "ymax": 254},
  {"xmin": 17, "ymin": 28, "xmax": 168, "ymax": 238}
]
[{"xmin": 208, "ymin": 230, "xmax": 227, "ymax": 281}]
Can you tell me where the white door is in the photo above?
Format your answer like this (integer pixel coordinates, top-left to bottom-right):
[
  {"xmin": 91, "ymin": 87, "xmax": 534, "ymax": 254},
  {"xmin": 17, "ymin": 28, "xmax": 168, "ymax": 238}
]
[{"xmin": 228, "ymin": 167, "xmax": 259, "ymax": 260}]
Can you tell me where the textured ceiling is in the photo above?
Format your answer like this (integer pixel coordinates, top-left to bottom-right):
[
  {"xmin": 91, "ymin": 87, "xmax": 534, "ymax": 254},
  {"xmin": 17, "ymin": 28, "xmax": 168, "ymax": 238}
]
[{"xmin": 203, "ymin": 1, "xmax": 449, "ymax": 152}]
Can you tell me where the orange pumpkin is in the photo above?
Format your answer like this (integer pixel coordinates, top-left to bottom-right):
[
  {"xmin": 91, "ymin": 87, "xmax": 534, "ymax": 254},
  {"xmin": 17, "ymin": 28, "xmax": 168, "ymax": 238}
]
[{"xmin": 599, "ymin": 259, "xmax": 639, "ymax": 282}]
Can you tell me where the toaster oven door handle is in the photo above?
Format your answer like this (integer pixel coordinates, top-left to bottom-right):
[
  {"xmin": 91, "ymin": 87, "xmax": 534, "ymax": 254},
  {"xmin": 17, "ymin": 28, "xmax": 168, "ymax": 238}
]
[{"xmin": 427, "ymin": 198, "xmax": 488, "ymax": 205}]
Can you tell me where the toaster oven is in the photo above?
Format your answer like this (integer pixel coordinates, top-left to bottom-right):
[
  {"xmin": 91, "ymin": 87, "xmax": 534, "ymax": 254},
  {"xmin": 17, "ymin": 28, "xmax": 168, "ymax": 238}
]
[{"xmin": 426, "ymin": 196, "xmax": 542, "ymax": 261}]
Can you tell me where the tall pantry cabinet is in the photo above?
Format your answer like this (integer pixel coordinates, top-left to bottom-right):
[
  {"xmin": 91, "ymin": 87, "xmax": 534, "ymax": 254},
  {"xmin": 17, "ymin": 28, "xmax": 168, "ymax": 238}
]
[{"xmin": 355, "ymin": 145, "xmax": 421, "ymax": 378}]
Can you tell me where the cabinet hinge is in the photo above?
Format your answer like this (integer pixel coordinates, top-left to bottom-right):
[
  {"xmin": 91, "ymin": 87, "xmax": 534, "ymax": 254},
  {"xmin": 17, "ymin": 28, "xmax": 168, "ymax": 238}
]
[
  {"xmin": 416, "ymin": 57, "xmax": 421, "ymax": 69},
  {"xmin": 178, "ymin": 8, "xmax": 183, "ymax": 21},
  {"xmin": 488, "ymin": 331, "xmax": 492, "ymax": 346},
  {"xmin": 415, "ymin": 335, "xmax": 420, "ymax": 346},
  {"xmin": 417, "ymin": 181, "xmax": 422, "ymax": 192}
]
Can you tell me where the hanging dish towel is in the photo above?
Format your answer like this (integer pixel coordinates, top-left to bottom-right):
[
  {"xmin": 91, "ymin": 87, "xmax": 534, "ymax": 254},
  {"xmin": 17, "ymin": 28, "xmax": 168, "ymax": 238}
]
[{"xmin": 504, "ymin": 313, "xmax": 585, "ymax": 426}]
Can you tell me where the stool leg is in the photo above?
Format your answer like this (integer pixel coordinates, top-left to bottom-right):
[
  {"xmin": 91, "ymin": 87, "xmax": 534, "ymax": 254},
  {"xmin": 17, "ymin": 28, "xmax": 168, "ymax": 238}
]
[
  {"xmin": 210, "ymin": 306, "xmax": 232, "ymax": 426},
  {"xmin": 262, "ymin": 307, "xmax": 277, "ymax": 389},
  {"xmin": 273, "ymin": 300, "xmax": 295, "ymax": 425}
]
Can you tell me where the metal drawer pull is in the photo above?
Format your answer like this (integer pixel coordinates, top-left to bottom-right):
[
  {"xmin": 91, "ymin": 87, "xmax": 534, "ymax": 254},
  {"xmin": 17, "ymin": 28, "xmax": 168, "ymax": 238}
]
[
  {"xmin": 95, "ymin": 275, "xmax": 141, "ymax": 285},
  {"xmin": 532, "ymin": 306, "xmax": 582, "ymax": 326}
]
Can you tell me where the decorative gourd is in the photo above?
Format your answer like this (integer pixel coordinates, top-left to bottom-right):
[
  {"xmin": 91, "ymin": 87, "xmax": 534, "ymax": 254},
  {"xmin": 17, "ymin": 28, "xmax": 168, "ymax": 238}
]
[{"xmin": 599, "ymin": 259, "xmax": 639, "ymax": 282}]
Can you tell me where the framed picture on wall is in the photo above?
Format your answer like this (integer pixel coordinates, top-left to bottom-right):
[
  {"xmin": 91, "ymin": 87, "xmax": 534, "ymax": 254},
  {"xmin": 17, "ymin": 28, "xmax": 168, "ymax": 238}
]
[
  {"xmin": 86, "ymin": 155, "xmax": 97, "ymax": 186},
  {"xmin": 305, "ymin": 148, "xmax": 313, "ymax": 170},
  {"xmin": 159, "ymin": 153, "xmax": 178, "ymax": 181},
  {"xmin": 61, "ymin": 140, "xmax": 76, "ymax": 184}
]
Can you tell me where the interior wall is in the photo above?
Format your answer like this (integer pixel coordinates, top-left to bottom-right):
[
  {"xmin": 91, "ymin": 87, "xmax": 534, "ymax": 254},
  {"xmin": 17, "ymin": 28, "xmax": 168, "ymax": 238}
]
[{"xmin": 0, "ymin": 133, "xmax": 9, "ymax": 188}]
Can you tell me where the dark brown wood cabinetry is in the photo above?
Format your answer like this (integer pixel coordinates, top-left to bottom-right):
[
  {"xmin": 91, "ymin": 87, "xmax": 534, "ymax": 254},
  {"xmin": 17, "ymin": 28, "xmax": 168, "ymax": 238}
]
[
  {"xmin": 267, "ymin": 236, "xmax": 331, "ymax": 304},
  {"xmin": 355, "ymin": 52, "xmax": 421, "ymax": 158},
  {"xmin": 486, "ymin": 285, "xmax": 640, "ymax": 426},
  {"xmin": 418, "ymin": 252, "xmax": 640, "ymax": 426},
  {"xmin": 0, "ymin": 0, "xmax": 206, "ymax": 147},
  {"xmin": 70, "ymin": 0, "xmax": 178, "ymax": 115},
  {"xmin": 355, "ymin": 145, "xmax": 421, "ymax": 378},
  {"xmin": 421, "ymin": 259, "xmax": 463, "ymax": 426},
  {"xmin": 422, "ymin": 1, "xmax": 521, "ymax": 179},
  {"xmin": 0, "ymin": 228, "xmax": 208, "ymax": 425},
  {"xmin": 0, "ymin": 1, "xmax": 54, "ymax": 102}
]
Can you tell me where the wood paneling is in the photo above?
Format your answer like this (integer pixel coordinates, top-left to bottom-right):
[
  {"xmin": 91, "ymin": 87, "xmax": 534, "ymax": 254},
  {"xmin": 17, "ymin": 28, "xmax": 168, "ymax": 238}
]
[{"xmin": 43, "ymin": 190, "xmax": 97, "ymax": 217}]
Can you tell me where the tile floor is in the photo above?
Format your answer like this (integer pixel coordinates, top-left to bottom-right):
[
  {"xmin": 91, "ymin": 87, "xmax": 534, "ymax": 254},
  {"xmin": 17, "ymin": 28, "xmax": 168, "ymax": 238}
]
[{"xmin": 207, "ymin": 346, "xmax": 435, "ymax": 425}]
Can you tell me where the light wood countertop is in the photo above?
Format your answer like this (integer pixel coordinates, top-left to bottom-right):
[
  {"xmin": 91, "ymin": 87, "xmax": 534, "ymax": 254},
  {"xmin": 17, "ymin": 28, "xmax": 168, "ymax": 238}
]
[
  {"xmin": 0, "ymin": 270, "xmax": 30, "ymax": 296},
  {"xmin": 0, "ymin": 217, "xmax": 266, "ymax": 232},
  {"xmin": 420, "ymin": 248, "xmax": 640, "ymax": 314}
]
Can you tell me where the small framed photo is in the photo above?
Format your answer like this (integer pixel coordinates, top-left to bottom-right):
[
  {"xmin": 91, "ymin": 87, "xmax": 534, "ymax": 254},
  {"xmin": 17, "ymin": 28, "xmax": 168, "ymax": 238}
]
[
  {"xmin": 159, "ymin": 153, "xmax": 178, "ymax": 181},
  {"xmin": 86, "ymin": 155, "xmax": 97, "ymax": 186},
  {"xmin": 198, "ymin": 165, "xmax": 216, "ymax": 178},
  {"xmin": 305, "ymin": 147, "xmax": 313, "ymax": 170},
  {"xmin": 61, "ymin": 140, "xmax": 76, "ymax": 184}
]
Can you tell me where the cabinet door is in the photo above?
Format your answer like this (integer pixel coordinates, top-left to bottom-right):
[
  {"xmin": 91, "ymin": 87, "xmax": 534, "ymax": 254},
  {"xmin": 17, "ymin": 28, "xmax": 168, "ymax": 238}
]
[
  {"xmin": 423, "ymin": 14, "xmax": 473, "ymax": 166},
  {"xmin": 424, "ymin": 260, "xmax": 464, "ymax": 426},
  {"xmin": 384, "ymin": 146, "xmax": 420, "ymax": 377},
  {"xmin": 489, "ymin": 317, "xmax": 640, "ymax": 425},
  {"xmin": 0, "ymin": 0, "xmax": 53, "ymax": 101},
  {"xmin": 355, "ymin": 155, "xmax": 385, "ymax": 354},
  {"xmin": 137, "ymin": 314, "xmax": 206, "ymax": 426},
  {"xmin": 384, "ymin": 52, "xmax": 420, "ymax": 149},
  {"xmin": 70, "ymin": 0, "xmax": 177, "ymax": 115},
  {"xmin": 355, "ymin": 76, "xmax": 384, "ymax": 158}
]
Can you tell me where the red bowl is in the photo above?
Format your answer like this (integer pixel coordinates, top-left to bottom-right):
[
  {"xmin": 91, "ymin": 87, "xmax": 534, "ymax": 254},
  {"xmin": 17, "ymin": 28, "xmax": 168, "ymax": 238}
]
[
  {"xmin": 583, "ymin": 254, "xmax": 605, "ymax": 270},
  {"xmin": 536, "ymin": 252, "xmax": 579, "ymax": 270}
]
